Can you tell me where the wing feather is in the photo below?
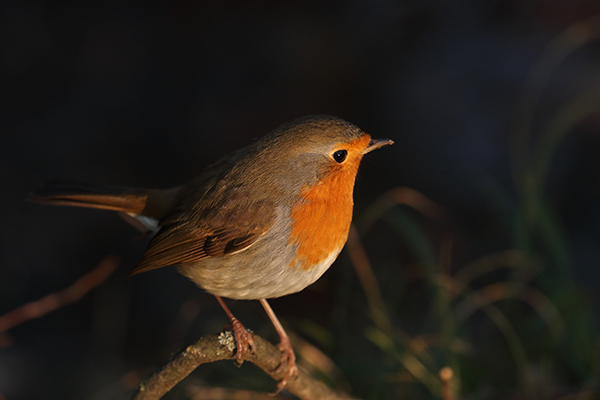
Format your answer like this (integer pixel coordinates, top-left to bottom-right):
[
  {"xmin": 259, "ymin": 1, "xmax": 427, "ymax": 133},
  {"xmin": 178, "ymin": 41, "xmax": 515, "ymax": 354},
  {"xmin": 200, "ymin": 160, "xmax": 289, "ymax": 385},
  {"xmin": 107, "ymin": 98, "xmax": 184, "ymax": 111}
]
[{"xmin": 128, "ymin": 199, "xmax": 274, "ymax": 275}]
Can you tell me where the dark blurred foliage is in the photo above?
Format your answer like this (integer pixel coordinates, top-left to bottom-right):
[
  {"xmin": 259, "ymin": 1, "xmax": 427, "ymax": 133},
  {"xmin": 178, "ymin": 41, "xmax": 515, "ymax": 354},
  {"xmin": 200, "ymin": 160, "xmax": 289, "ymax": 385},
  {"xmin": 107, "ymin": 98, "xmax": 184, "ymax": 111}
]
[{"xmin": 1, "ymin": 1, "xmax": 600, "ymax": 399}]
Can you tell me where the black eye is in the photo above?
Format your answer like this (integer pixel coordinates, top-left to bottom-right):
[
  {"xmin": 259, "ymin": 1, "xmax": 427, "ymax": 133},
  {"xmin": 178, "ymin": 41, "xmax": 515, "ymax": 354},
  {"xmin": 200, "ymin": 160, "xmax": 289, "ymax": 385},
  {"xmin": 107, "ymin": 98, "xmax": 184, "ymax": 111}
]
[{"xmin": 332, "ymin": 149, "xmax": 348, "ymax": 163}]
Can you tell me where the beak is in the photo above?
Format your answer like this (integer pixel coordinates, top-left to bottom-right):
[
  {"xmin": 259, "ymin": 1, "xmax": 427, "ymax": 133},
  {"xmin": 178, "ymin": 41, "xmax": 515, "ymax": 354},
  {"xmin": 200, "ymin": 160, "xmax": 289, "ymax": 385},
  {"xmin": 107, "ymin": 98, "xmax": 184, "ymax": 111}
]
[{"xmin": 364, "ymin": 138, "xmax": 394, "ymax": 154}]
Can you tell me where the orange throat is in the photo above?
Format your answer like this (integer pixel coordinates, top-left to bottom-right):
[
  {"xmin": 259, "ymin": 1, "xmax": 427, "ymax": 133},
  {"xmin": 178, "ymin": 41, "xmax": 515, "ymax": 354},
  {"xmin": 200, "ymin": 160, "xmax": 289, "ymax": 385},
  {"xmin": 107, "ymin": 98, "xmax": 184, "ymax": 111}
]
[{"xmin": 288, "ymin": 135, "xmax": 369, "ymax": 270}]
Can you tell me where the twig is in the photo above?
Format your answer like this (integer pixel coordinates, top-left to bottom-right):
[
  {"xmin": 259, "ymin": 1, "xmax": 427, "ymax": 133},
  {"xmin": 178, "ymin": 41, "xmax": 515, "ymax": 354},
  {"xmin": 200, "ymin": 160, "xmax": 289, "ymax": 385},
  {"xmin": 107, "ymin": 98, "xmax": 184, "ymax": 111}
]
[
  {"xmin": 347, "ymin": 225, "xmax": 391, "ymax": 333},
  {"xmin": 185, "ymin": 385, "xmax": 277, "ymax": 399},
  {"xmin": 0, "ymin": 255, "xmax": 120, "ymax": 337},
  {"xmin": 131, "ymin": 332, "xmax": 356, "ymax": 400},
  {"xmin": 440, "ymin": 366, "xmax": 455, "ymax": 400}
]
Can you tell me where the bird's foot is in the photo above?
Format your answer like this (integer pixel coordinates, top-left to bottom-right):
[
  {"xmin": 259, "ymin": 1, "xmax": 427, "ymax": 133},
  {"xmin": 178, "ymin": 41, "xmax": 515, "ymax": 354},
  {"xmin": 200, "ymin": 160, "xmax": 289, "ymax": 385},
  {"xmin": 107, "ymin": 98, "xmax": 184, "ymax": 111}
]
[
  {"xmin": 230, "ymin": 317, "xmax": 255, "ymax": 366},
  {"xmin": 270, "ymin": 335, "xmax": 298, "ymax": 395}
]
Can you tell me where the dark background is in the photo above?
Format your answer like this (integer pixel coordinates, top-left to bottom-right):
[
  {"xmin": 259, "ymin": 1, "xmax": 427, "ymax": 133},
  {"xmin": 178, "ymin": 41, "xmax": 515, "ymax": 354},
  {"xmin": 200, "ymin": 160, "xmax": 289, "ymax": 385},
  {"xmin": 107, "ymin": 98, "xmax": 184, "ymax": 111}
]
[{"xmin": 2, "ymin": 1, "xmax": 600, "ymax": 399}]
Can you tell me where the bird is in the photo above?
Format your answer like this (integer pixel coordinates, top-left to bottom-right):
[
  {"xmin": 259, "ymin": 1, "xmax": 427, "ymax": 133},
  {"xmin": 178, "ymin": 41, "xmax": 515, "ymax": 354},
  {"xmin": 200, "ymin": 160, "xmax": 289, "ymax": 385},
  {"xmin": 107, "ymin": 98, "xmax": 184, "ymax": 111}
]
[{"xmin": 29, "ymin": 114, "xmax": 393, "ymax": 391}]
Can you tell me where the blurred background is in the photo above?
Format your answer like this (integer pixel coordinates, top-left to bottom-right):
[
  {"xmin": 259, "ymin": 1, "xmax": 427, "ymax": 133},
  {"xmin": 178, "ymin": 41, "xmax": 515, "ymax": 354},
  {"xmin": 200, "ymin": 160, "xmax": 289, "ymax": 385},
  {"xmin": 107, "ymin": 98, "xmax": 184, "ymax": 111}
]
[{"xmin": 2, "ymin": 1, "xmax": 600, "ymax": 399}]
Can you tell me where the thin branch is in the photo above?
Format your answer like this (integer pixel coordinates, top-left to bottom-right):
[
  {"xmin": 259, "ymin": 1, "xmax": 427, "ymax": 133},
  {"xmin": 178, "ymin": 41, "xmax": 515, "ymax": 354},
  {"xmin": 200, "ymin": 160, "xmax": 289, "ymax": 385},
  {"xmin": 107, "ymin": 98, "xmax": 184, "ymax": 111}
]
[
  {"xmin": 0, "ymin": 255, "xmax": 119, "ymax": 337},
  {"xmin": 439, "ymin": 366, "xmax": 455, "ymax": 400},
  {"xmin": 131, "ymin": 332, "xmax": 356, "ymax": 400}
]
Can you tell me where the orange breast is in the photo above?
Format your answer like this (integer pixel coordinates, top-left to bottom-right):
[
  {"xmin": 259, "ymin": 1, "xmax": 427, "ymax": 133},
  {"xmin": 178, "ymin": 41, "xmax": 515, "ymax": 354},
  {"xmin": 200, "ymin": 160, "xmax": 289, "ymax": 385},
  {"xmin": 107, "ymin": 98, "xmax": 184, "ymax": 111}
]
[{"xmin": 288, "ymin": 134, "xmax": 370, "ymax": 270}]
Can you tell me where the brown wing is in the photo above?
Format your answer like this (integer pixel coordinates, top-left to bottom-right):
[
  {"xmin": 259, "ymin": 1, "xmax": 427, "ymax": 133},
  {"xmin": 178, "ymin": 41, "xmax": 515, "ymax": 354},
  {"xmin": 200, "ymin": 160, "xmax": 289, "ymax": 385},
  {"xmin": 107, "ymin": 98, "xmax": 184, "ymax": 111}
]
[{"xmin": 128, "ymin": 198, "xmax": 275, "ymax": 275}]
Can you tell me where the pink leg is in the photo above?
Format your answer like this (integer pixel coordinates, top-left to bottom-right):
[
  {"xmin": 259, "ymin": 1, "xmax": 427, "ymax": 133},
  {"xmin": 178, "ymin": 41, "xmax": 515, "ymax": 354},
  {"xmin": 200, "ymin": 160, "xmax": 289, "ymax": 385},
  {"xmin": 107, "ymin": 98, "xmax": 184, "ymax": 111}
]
[
  {"xmin": 214, "ymin": 295, "xmax": 255, "ymax": 365},
  {"xmin": 260, "ymin": 299, "xmax": 298, "ymax": 393}
]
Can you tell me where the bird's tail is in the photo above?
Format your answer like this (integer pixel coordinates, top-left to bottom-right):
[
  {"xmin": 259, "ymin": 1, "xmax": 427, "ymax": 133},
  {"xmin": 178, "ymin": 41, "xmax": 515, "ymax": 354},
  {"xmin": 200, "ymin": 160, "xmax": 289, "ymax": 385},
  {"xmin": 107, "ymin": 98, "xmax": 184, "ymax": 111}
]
[{"xmin": 27, "ymin": 180, "xmax": 150, "ymax": 215}]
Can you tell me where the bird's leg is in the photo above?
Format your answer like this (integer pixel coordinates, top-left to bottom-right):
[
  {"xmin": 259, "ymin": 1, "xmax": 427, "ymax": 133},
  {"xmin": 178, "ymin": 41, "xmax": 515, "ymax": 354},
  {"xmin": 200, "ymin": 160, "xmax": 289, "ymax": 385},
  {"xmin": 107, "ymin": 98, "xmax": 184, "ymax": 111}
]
[
  {"xmin": 214, "ymin": 295, "xmax": 255, "ymax": 366},
  {"xmin": 260, "ymin": 299, "xmax": 298, "ymax": 393}
]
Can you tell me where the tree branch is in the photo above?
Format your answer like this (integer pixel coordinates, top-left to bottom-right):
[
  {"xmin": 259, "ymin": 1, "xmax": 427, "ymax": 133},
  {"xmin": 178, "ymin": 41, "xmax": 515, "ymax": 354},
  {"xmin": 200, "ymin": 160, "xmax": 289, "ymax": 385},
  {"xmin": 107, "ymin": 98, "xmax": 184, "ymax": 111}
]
[
  {"xmin": 131, "ymin": 331, "xmax": 356, "ymax": 400},
  {"xmin": 0, "ymin": 255, "xmax": 119, "ymax": 345}
]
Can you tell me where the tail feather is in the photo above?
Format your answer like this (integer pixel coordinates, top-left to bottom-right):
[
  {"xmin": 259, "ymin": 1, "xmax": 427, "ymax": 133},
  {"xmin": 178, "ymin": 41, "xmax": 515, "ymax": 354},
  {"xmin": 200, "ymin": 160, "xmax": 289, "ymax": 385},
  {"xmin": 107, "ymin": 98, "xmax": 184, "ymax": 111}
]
[{"xmin": 27, "ymin": 181, "xmax": 149, "ymax": 215}]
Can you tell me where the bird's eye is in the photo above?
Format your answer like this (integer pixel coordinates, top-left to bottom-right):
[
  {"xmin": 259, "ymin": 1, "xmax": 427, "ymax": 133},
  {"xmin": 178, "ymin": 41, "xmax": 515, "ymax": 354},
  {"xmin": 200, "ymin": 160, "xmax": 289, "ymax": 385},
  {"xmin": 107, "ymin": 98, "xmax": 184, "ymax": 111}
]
[{"xmin": 332, "ymin": 149, "xmax": 348, "ymax": 163}]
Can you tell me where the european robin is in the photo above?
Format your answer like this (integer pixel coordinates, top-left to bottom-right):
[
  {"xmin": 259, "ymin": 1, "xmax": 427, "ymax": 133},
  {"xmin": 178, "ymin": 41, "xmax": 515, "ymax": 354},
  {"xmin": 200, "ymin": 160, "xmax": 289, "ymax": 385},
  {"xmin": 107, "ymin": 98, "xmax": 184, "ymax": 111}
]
[{"xmin": 29, "ymin": 114, "xmax": 393, "ymax": 390}]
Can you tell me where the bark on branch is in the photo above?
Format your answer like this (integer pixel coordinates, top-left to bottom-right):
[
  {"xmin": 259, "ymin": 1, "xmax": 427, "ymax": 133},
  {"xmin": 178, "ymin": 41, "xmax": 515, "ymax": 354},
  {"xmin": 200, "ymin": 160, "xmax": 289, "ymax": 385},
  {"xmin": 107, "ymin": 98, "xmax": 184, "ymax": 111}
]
[{"xmin": 131, "ymin": 331, "xmax": 356, "ymax": 400}]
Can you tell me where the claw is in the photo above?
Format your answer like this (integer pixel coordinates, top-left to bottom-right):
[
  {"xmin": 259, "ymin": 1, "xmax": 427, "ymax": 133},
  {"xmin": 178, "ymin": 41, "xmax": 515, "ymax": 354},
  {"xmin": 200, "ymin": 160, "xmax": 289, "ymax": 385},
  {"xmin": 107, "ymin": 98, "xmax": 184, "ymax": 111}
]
[
  {"xmin": 269, "ymin": 335, "xmax": 298, "ymax": 395},
  {"xmin": 230, "ymin": 316, "xmax": 255, "ymax": 366},
  {"xmin": 259, "ymin": 299, "xmax": 299, "ymax": 395},
  {"xmin": 215, "ymin": 295, "xmax": 255, "ymax": 365}
]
